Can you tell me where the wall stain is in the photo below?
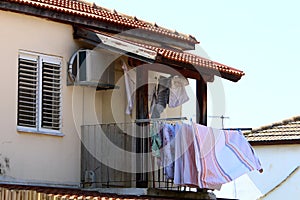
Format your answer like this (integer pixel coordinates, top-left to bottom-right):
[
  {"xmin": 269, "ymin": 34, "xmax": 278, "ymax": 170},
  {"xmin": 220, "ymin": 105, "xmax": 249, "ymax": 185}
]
[{"xmin": 0, "ymin": 154, "xmax": 10, "ymax": 175}]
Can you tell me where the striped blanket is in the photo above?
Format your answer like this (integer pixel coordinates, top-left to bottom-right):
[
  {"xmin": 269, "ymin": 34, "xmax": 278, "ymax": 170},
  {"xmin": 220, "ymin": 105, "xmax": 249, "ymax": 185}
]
[{"xmin": 173, "ymin": 123, "xmax": 262, "ymax": 190}]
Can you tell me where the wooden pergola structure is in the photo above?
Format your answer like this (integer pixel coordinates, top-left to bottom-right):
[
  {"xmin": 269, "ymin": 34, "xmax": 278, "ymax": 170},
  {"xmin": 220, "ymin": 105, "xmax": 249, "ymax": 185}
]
[{"xmin": 73, "ymin": 26, "xmax": 245, "ymax": 188}]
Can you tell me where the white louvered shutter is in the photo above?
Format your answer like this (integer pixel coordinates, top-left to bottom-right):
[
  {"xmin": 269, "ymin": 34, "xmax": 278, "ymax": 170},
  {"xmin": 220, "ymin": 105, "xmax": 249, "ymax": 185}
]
[
  {"xmin": 17, "ymin": 52, "xmax": 62, "ymax": 133},
  {"xmin": 17, "ymin": 58, "xmax": 38, "ymax": 128},
  {"xmin": 41, "ymin": 61, "xmax": 62, "ymax": 131}
]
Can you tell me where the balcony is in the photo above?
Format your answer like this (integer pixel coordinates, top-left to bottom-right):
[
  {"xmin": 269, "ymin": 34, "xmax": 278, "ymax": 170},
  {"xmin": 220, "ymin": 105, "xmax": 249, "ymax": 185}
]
[{"xmin": 80, "ymin": 123, "xmax": 216, "ymax": 199}]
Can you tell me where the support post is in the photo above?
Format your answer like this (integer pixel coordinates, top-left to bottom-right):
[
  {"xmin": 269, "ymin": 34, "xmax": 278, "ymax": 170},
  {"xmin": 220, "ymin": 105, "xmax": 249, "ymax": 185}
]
[
  {"xmin": 196, "ymin": 77, "xmax": 207, "ymax": 125},
  {"xmin": 196, "ymin": 76, "xmax": 207, "ymax": 194},
  {"xmin": 135, "ymin": 66, "xmax": 149, "ymax": 188}
]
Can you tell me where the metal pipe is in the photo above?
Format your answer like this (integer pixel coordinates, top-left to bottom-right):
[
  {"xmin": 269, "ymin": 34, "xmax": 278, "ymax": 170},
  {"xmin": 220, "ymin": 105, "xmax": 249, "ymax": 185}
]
[
  {"xmin": 135, "ymin": 117, "xmax": 187, "ymax": 123},
  {"xmin": 67, "ymin": 49, "xmax": 84, "ymax": 83}
]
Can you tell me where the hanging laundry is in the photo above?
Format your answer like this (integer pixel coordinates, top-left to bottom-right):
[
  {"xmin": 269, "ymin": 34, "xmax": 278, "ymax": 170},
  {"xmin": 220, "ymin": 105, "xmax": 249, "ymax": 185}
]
[
  {"xmin": 122, "ymin": 62, "xmax": 136, "ymax": 115},
  {"xmin": 174, "ymin": 123, "xmax": 199, "ymax": 187},
  {"xmin": 150, "ymin": 120, "xmax": 262, "ymax": 190},
  {"xmin": 150, "ymin": 121, "xmax": 163, "ymax": 158},
  {"xmin": 161, "ymin": 123, "xmax": 176, "ymax": 180},
  {"xmin": 150, "ymin": 76, "xmax": 171, "ymax": 118},
  {"xmin": 148, "ymin": 78, "xmax": 157, "ymax": 102},
  {"xmin": 191, "ymin": 124, "xmax": 227, "ymax": 190},
  {"xmin": 168, "ymin": 76, "xmax": 189, "ymax": 108},
  {"xmin": 149, "ymin": 85, "xmax": 157, "ymax": 117},
  {"xmin": 191, "ymin": 123, "xmax": 262, "ymax": 190}
]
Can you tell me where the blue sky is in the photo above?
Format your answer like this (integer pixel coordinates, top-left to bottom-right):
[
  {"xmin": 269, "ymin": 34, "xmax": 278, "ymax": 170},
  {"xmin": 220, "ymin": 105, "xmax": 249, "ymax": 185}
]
[{"xmin": 95, "ymin": 0, "xmax": 300, "ymax": 128}]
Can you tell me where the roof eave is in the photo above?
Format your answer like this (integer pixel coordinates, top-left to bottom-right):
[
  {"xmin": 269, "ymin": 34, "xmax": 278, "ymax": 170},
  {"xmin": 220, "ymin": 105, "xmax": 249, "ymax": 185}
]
[
  {"xmin": 0, "ymin": 0, "xmax": 197, "ymax": 50},
  {"xmin": 157, "ymin": 57, "xmax": 244, "ymax": 82},
  {"xmin": 74, "ymin": 26, "xmax": 245, "ymax": 82},
  {"xmin": 249, "ymin": 139, "xmax": 300, "ymax": 146}
]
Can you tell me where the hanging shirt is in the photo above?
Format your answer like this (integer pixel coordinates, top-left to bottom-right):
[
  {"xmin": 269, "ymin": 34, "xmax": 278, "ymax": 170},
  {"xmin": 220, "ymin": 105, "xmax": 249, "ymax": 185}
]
[
  {"xmin": 122, "ymin": 63, "xmax": 136, "ymax": 115},
  {"xmin": 168, "ymin": 76, "xmax": 189, "ymax": 108},
  {"xmin": 150, "ymin": 76, "xmax": 171, "ymax": 118},
  {"xmin": 150, "ymin": 121, "xmax": 163, "ymax": 158},
  {"xmin": 161, "ymin": 123, "xmax": 176, "ymax": 180}
]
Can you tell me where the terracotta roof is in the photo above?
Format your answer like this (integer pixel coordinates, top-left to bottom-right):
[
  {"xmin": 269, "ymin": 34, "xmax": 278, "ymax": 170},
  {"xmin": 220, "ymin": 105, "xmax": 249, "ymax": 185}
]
[
  {"xmin": 0, "ymin": 184, "xmax": 216, "ymax": 199},
  {"xmin": 3, "ymin": 0, "xmax": 244, "ymax": 81},
  {"xmin": 0, "ymin": 184, "xmax": 149, "ymax": 199},
  {"xmin": 90, "ymin": 29, "xmax": 245, "ymax": 81},
  {"xmin": 244, "ymin": 116, "xmax": 300, "ymax": 144},
  {"xmin": 7, "ymin": 0, "xmax": 198, "ymax": 44},
  {"xmin": 142, "ymin": 44, "xmax": 245, "ymax": 80}
]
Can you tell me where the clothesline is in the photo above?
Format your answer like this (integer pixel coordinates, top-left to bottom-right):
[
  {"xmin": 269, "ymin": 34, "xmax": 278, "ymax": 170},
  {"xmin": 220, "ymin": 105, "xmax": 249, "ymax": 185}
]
[
  {"xmin": 135, "ymin": 117, "xmax": 187, "ymax": 123},
  {"xmin": 150, "ymin": 121, "xmax": 263, "ymax": 190},
  {"xmin": 122, "ymin": 62, "xmax": 190, "ymax": 117},
  {"xmin": 223, "ymin": 128, "xmax": 252, "ymax": 131}
]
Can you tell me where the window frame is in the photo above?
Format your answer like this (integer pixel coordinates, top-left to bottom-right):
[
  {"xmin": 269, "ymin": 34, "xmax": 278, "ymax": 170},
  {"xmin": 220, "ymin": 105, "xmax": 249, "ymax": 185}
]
[{"xmin": 17, "ymin": 51, "xmax": 63, "ymax": 136}]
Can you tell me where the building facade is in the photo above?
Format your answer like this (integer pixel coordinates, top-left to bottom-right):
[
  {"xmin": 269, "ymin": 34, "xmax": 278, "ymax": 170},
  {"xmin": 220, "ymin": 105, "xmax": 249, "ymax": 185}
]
[{"xmin": 0, "ymin": 0, "xmax": 244, "ymax": 199}]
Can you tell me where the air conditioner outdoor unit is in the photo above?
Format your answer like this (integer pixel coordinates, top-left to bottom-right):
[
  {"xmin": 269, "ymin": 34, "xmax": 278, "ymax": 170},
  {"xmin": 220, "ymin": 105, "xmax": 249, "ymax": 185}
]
[{"xmin": 68, "ymin": 49, "xmax": 119, "ymax": 89}]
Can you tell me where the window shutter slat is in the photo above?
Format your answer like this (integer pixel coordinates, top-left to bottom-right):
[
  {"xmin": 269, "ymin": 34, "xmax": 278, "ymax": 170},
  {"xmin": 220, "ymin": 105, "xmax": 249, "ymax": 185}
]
[
  {"xmin": 17, "ymin": 58, "xmax": 38, "ymax": 128},
  {"xmin": 41, "ymin": 62, "xmax": 62, "ymax": 131}
]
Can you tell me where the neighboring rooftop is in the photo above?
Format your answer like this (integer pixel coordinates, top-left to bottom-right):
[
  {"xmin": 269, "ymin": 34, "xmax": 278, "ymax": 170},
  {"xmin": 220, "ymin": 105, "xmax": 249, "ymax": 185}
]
[
  {"xmin": 0, "ymin": 184, "xmax": 217, "ymax": 199},
  {"xmin": 244, "ymin": 116, "xmax": 300, "ymax": 145}
]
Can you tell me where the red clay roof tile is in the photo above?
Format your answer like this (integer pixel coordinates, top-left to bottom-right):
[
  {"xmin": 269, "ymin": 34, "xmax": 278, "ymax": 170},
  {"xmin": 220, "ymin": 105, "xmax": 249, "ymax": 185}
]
[
  {"xmin": 8, "ymin": 0, "xmax": 199, "ymax": 44},
  {"xmin": 244, "ymin": 116, "xmax": 300, "ymax": 144},
  {"xmin": 0, "ymin": 184, "xmax": 150, "ymax": 199},
  {"xmin": 82, "ymin": 28, "xmax": 245, "ymax": 81},
  {"xmin": 75, "ymin": 27, "xmax": 245, "ymax": 82},
  {"xmin": 131, "ymin": 42, "xmax": 245, "ymax": 79}
]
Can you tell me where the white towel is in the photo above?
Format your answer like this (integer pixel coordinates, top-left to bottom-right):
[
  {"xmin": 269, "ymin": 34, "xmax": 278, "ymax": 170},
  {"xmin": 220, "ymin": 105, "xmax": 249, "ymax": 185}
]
[
  {"xmin": 174, "ymin": 123, "xmax": 198, "ymax": 187},
  {"xmin": 168, "ymin": 76, "xmax": 189, "ymax": 108}
]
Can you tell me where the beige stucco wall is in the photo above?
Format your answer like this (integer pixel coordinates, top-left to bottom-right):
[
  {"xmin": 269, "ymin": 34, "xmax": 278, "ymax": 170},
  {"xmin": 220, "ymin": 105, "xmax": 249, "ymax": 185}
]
[{"xmin": 0, "ymin": 10, "xmax": 81, "ymax": 186}]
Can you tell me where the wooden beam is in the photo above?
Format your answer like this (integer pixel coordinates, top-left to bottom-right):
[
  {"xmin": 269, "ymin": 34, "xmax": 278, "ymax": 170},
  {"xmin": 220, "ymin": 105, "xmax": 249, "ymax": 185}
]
[
  {"xmin": 147, "ymin": 63, "xmax": 214, "ymax": 82},
  {"xmin": 74, "ymin": 27, "xmax": 157, "ymax": 64},
  {"xmin": 196, "ymin": 77, "xmax": 207, "ymax": 125},
  {"xmin": 135, "ymin": 67, "xmax": 149, "ymax": 188},
  {"xmin": 158, "ymin": 57, "xmax": 242, "ymax": 82},
  {"xmin": 128, "ymin": 57, "xmax": 215, "ymax": 82}
]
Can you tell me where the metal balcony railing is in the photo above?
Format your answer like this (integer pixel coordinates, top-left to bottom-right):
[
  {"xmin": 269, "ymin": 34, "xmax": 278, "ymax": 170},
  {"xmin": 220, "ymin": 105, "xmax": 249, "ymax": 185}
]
[{"xmin": 80, "ymin": 122, "xmax": 195, "ymax": 191}]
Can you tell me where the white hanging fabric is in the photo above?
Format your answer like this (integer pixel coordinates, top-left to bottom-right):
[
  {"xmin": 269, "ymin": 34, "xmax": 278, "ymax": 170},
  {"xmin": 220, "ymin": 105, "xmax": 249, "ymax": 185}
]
[
  {"xmin": 122, "ymin": 62, "xmax": 136, "ymax": 115},
  {"xmin": 168, "ymin": 76, "xmax": 189, "ymax": 108}
]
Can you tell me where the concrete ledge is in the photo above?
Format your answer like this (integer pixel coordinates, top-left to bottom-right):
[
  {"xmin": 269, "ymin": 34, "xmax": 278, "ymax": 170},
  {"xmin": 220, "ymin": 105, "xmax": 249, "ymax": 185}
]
[{"xmin": 84, "ymin": 188, "xmax": 216, "ymax": 199}]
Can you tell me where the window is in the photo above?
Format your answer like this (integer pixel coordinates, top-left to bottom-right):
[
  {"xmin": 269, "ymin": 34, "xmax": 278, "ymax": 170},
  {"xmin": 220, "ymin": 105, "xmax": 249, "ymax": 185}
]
[{"xmin": 17, "ymin": 52, "xmax": 62, "ymax": 135}]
